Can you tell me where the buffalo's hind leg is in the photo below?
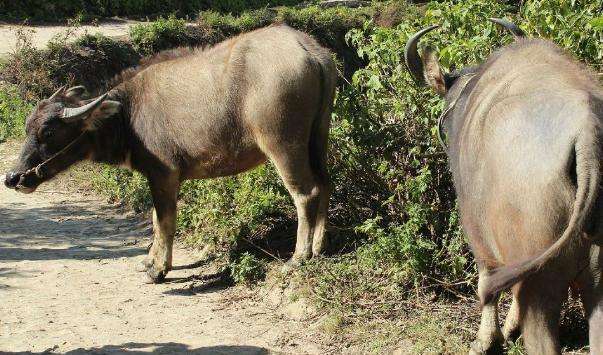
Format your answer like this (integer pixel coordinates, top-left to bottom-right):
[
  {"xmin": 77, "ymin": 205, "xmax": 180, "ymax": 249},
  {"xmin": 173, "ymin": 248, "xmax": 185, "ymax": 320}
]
[
  {"xmin": 515, "ymin": 273, "xmax": 566, "ymax": 355},
  {"xmin": 309, "ymin": 138, "xmax": 330, "ymax": 257},
  {"xmin": 470, "ymin": 268, "xmax": 504, "ymax": 355},
  {"xmin": 584, "ymin": 281, "xmax": 603, "ymax": 355},
  {"xmin": 577, "ymin": 245, "xmax": 602, "ymax": 355},
  {"xmin": 311, "ymin": 179, "xmax": 330, "ymax": 257},
  {"xmin": 140, "ymin": 173, "xmax": 180, "ymax": 283},
  {"xmin": 502, "ymin": 291, "xmax": 521, "ymax": 343},
  {"xmin": 267, "ymin": 146, "xmax": 327, "ymax": 271}
]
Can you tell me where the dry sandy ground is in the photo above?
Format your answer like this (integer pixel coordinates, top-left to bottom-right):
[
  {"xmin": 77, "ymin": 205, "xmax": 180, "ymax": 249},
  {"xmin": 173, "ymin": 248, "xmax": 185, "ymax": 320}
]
[
  {"xmin": 0, "ymin": 141, "xmax": 329, "ymax": 354},
  {"xmin": 0, "ymin": 20, "xmax": 138, "ymax": 57}
]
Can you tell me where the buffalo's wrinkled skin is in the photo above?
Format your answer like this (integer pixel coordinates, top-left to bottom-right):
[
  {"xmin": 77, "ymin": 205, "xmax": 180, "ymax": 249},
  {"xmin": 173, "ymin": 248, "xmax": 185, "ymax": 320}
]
[
  {"xmin": 5, "ymin": 25, "xmax": 336, "ymax": 283},
  {"xmin": 407, "ymin": 23, "xmax": 603, "ymax": 354}
]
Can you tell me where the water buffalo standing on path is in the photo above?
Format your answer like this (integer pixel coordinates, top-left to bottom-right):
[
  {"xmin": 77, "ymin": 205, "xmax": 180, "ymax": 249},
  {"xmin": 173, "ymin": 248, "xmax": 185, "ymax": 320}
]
[
  {"xmin": 406, "ymin": 19, "xmax": 602, "ymax": 354},
  {"xmin": 4, "ymin": 25, "xmax": 337, "ymax": 282}
]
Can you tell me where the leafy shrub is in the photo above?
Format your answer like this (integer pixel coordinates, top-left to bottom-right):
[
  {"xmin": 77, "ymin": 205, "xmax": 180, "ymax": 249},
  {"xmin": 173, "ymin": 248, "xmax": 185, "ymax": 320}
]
[
  {"xmin": 0, "ymin": 84, "xmax": 34, "ymax": 142},
  {"xmin": 129, "ymin": 15, "xmax": 191, "ymax": 55},
  {"xmin": 0, "ymin": 0, "xmax": 308, "ymax": 22},
  {"xmin": 230, "ymin": 252, "xmax": 268, "ymax": 284},
  {"xmin": 197, "ymin": 9, "xmax": 275, "ymax": 37},
  {"xmin": 522, "ymin": 0, "xmax": 603, "ymax": 71},
  {"xmin": 177, "ymin": 165, "xmax": 291, "ymax": 254},
  {"xmin": 91, "ymin": 166, "xmax": 152, "ymax": 212},
  {"xmin": 1, "ymin": 29, "xmax": 139, "ymax": 100}
]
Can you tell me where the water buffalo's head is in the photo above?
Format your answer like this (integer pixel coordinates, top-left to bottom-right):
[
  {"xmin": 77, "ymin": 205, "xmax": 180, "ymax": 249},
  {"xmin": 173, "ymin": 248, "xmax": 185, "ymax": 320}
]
[{"xmin": 4, "ymin": 85, "xmax": 121, "ymax": 193}]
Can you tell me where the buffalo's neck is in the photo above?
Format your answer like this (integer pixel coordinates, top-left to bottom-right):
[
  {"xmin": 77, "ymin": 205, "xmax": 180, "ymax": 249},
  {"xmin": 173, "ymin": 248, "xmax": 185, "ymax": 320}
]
[{"xmin": 89, "ymin": 88, "xmax": 132, "ymax": 166}]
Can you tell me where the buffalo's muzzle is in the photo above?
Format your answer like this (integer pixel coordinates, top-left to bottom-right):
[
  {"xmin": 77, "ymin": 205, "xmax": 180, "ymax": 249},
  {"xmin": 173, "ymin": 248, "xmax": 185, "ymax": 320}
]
[
  {"xmin": 4, "ymin": 171, "xmax": 21, "ymax": 189},
  {"xmin": 4, "ymin": 171, "xmax": 39, "ymax": 193}
]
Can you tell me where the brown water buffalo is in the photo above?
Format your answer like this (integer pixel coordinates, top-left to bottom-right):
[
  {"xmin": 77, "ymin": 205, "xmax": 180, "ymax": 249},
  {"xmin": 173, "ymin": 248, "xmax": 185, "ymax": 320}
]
[
  {"xmin": 406, "ymin": 19, "xmax": 602, "ymax": 354},
  {"xmin": 4, "ymin": 24, "xmax": 336, "ymax": 283}
]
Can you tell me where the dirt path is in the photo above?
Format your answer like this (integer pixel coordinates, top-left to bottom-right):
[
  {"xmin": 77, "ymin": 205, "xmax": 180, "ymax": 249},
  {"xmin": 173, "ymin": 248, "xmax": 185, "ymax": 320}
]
[
  {"xmin": 0, "ymin": 142, "xmax": 328, "ymax": 354},
  {"xmin": 0, "ymin": 20, "xmax": 140, "ymax": 57}
]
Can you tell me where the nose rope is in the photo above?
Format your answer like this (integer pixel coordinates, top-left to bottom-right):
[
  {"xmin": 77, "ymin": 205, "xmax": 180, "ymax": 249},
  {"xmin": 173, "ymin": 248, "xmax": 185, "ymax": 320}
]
[
  {"xmin": 436, "ymin": 73, "xmax": 477, "ymax": 149},
  {"xmin": 26, "ymin": 132, "xmax": 88, "ymax": 180}
]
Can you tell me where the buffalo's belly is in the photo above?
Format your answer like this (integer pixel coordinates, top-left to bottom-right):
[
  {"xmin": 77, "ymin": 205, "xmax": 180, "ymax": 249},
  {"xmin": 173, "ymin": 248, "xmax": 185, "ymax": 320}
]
[{"xmin": 182, "ymin": 145, "xmax": 267, "ymax": 180}]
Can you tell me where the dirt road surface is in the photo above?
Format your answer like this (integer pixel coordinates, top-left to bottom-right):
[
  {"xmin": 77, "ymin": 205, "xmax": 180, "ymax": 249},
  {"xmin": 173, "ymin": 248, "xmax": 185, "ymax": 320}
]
[{"xmin": 0, "ymin": 142, "xmax": 328, "ymax": 354}]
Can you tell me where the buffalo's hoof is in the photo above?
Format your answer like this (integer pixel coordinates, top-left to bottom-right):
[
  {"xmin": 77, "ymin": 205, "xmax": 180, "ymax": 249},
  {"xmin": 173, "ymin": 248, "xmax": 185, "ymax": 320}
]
[
  {"xmin": 144, "ymin": 265, "xmax": 167, "ymax": 284},
  {"xmin": 503, "ymin": 326, "xmax": 521, "ymax": 344},
  {"xmin": 281, "ymin": 257, "xmax": 305, "ymax": 274},
  {"xmin": 469, "ymin": 340, "xmax": 504, "ymax": 355}
]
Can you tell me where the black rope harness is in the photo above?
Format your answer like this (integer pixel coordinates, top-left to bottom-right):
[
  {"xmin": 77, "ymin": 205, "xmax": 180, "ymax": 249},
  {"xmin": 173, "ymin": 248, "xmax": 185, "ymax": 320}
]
[{"xmin": 25, "ymin": 132, "xmax": 88, "ymax": 180}]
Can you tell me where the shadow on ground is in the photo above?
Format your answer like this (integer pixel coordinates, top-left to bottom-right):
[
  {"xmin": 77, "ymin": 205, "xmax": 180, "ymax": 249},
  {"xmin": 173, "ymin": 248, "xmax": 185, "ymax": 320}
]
[
  {"xmin": 0, "ymin": 343, "xmax": 273, "ymax": 354},
  {"xmin": 163, "ymin": 270, "xmax": 232, "ymax": 296},
  {"xmin": 0, "ymin": 199, "xmax": 151, "ymax": 262}
]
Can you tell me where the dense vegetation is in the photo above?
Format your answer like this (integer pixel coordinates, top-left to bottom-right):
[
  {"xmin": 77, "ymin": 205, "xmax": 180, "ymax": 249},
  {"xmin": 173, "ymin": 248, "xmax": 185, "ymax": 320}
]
[
  {"xmin": 0, "ymin": 0, "xmax": 307, "ymax": 22},
  {"xmin": 1, "ymin": 0, "xmax": 602, "ymax": 352}
]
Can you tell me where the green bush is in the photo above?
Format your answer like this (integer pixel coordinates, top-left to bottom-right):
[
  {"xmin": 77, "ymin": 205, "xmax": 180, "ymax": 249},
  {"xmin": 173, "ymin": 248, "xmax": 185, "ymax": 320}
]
[
  {"xmin": 230, "ymin": 252, "xmax": 268, "ymax": 284},
  {"xmin": 177, "ymin": 165, "xmax": 291, "ymax": 252},
  {"xmin": 0, "ymin": 84, "xmax": 33, "ymax": 143},
  {"xmin": 129, "ymin": 15, "xmax": 191, "ymax": 55},
  {"xmin": 1, "ymin": 29, "xmax": 139, "ymax": 100},
  {"xmin": 197, "ymin": 9, "xmax": 275, "ymax": 37},
  {"xmin": 0, "ymin": 0, "xmax": 309, "ymax": 22},
  {"xmin": 91, "ymin": 166, "xmax": 152, "ymax": 212},
  {"xmin": 522, "ymin": 0, "xmax": 603, "ymax": 71}
]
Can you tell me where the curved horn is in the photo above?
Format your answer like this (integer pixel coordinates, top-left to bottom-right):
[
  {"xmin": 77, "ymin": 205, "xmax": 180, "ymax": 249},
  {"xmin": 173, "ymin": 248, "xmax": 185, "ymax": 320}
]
[
  {"xmin": 65, "ymin": 85, "xmax": 86, "ymax": 97},
  {"xmin": 405, "ymin": 25, "xmax": 439, "ymax": 85},
  {"xmin": 61, "ymin": 93, "xmax": 108, "ymax": 121},
  {"xmin": 48, "ymin": 85, "xmax": 66, "ymax": 101},
  {"xmin": 488, "ymin": 18, "xmax": 525, "ymax": 37}
]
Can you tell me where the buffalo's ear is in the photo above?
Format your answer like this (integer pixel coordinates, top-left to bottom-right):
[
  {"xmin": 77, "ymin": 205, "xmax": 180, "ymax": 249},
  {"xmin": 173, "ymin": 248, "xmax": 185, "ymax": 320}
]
[
  {"xmin": 422, "ymin": 47, "xmax": 447, "ymax": 96},
  {"xmin": 84, "ymin": 100, "xmax": 122, "ymax": 130}
]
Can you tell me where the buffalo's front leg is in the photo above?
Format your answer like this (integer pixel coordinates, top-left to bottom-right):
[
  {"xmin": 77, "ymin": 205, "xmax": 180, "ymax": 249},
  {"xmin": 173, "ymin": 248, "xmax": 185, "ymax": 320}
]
[{"xmin": 141, "ymin": 175, "xmax": 179, "ymax": 283}]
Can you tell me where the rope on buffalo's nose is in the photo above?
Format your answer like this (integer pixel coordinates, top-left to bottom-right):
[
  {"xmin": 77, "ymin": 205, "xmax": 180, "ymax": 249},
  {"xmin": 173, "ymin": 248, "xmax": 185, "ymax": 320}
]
[{"xmin": 27, "ymin": 132, "xmax": 88, "ymax": 181}]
